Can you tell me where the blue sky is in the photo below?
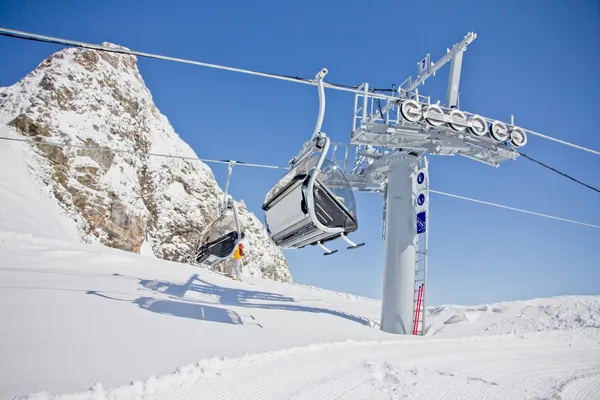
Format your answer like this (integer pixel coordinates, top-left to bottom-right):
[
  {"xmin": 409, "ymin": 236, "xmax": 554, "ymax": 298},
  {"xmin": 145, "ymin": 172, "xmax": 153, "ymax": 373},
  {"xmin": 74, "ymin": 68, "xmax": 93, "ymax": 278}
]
[{"xmin": 1, "ymin": 0, "xmax": 598, "ymax": 306}]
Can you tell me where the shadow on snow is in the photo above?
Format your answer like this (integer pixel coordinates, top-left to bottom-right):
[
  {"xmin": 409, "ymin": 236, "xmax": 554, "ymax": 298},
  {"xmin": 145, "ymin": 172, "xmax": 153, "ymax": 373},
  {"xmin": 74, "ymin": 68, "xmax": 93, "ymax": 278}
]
[
  {"xmin": 88, "ymin": 273, "xmax": 375, "ymax": 328},
  {"xmin": 87, "ymin": 290, "xmax": 243, "ymax": 325}
]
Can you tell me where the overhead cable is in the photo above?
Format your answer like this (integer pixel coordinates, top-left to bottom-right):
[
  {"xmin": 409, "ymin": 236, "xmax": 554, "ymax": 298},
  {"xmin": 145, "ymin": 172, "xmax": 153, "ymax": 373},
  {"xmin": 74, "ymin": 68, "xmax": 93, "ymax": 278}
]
[
  {"xmin": 430, "ymin": 190, "xmax": 600, "ymax": 229},
  {"xmin": 0, "ymin": 136, "xmax": 288, "ymax": 169},
  {"xmin": 0, "ymin": 27, "xmax": 362, "ymax": 95},
  {"xmin": 1, "ymin": 135, "xmax": 597, "ymax": 230},
  {"xmin": 524, "ymin": 130, "xmax": 600, "ymax": 156},
  {"xmin": 1, "ymin": 26, "xmax": 600, "ymax": 156},
  {"xmin": 517, "ymin": 151, "xmax": 600, "ymax": 194}
]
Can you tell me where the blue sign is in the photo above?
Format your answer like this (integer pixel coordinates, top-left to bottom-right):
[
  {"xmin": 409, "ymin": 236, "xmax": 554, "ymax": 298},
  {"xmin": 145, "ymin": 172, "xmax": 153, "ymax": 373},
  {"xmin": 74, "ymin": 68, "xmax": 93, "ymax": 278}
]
[
  {"xmin": 417, "ymin": 172, "xmax": 425, "ymax": 185},
  {"xmin": 417, "ymin": 211, "xmax": 427, "ymax": 234},
  {"xmin": 417, "ymin": 193, "xmax": 425, "ymax": 206}
]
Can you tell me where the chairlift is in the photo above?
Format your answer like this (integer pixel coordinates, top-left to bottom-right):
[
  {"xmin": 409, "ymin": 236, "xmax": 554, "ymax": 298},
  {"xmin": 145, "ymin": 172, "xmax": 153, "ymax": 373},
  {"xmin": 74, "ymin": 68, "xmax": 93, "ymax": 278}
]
[
  {"xmin": 261, "ymin": 68, "xmax": 364, "ymax": 256},
  {"xmin": 189, "ymin": 162, "xmax": 244, "ymax": 267}
]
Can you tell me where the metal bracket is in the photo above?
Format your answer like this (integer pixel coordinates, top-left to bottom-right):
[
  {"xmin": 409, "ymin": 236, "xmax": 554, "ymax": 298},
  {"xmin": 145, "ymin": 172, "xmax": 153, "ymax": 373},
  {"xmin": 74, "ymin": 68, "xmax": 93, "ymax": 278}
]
[
  {"xmin": 289, "ymin": 68, "xmax": 329, "ymax": 169},
  {"xmin": 317, "ymin": 241, "xmax": 337, "ymax": 255},
  {"xmin": 221, "ymin": 161, "xmax": 236, "ymax": 211}
]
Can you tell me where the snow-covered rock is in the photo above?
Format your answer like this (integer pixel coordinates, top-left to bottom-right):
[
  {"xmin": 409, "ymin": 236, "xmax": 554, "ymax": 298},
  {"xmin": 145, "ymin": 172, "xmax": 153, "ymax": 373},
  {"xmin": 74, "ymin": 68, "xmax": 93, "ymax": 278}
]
[{"xmin": 0, "ymin": 43, "xmax": 291, "ymax": 283}]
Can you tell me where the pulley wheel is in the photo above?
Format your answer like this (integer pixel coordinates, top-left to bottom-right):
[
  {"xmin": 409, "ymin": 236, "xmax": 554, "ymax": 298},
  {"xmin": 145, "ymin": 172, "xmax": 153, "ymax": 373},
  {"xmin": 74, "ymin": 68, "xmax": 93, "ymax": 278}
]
[
  {"xmin": 399, "ymin": 100, "xmax": 423, "ymax": 123},
  {"xmin": 424, "ymin": 105, "xmax": 445, "ymax": 127},
  {"xmin": 468, "ymin": 115, "xmax": 487, "ymax": 136},
  {"xmin": 509, "ymin": 127, "xmax": 527, "ymax": 147},
  {"xmin": 490, "ymin": 121, "xmax": 509, "ymax": 142},
  {"xmin": 448, "ymin": 109, "xmax": 467, "ymax": 132}
]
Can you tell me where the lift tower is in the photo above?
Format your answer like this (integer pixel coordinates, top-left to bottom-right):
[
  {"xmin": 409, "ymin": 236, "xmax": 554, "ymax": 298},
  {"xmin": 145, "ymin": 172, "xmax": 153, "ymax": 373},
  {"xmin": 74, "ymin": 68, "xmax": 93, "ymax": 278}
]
[{"xmin": 342, "ymin": 32, "xmax": 527, "ymax": 334}]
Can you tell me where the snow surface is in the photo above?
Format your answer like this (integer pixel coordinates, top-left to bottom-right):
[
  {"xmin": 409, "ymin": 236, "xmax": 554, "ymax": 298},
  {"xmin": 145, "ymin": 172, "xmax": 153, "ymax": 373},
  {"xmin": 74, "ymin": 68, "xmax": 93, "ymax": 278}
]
[
  {"xmin": 0, "ymin": 128, "xmax": 86, "ymax": 244},
  {"xmin": 2, "ymin": 234, "xmax": 599, "ymax": 400},
  {"xmin": 1, "ymin": 44, "xmax": 599, "ymax": 400},
  {"xmin": 1, "ymin": 135, "xmax": 600, "ymax": 400}
]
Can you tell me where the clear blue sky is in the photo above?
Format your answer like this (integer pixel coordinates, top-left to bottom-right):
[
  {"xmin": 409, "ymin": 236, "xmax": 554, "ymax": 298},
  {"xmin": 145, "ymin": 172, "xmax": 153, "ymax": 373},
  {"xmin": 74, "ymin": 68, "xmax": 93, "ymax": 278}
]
[{"xmin": 1, "ymin": 0, "xmax": 598, "ymax": 306}]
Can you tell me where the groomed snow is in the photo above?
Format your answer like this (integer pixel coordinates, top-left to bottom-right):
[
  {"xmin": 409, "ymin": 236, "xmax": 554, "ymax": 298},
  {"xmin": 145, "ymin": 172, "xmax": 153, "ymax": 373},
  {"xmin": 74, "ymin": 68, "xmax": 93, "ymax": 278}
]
[
  {"xmin": 2, "ymin": 107, "xmax": 600, "ymax": 400},
  {"xmin": 2, "ymin": 235, "xmax": 599, "ymax": 400}
]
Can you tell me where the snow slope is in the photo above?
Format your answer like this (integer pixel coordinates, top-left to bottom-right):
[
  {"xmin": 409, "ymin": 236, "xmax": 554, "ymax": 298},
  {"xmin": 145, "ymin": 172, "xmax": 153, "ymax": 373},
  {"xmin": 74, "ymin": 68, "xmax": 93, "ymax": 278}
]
[
  {"xmin": 0, "ymin": 129, "xmax": 83, "ymax": 244},
  {"xmin": 2, "ymin": 235, "xmax": 599, "ymax": 400},
  {"xmin": 0, "ymin": 235, "xmax": 383, "ymax": 399}
]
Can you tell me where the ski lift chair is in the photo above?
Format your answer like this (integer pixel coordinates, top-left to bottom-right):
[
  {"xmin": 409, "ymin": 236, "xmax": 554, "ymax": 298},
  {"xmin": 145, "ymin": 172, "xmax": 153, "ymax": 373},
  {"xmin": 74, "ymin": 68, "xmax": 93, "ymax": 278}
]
[
  {"xmin": 261, "ymin": 67, "xmax": 363, "ymax": 255},
  {"xmin": 262, "ymin": 137, "xmax": 364, "ymax": 255},
  {"xmin": 190, "ymin": 161, "xmax": 245, "ymax": 268},
  {"xmin": 193, "ymin": 197, "xmax": 244, "ymax": 267}
]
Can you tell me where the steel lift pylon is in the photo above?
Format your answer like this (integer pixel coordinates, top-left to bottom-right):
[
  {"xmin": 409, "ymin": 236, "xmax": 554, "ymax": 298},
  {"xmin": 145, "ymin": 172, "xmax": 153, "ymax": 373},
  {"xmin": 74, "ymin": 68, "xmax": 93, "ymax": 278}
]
[{"xmin": 329, "ymin": 32, "xmax": 527, "ymax": 335}]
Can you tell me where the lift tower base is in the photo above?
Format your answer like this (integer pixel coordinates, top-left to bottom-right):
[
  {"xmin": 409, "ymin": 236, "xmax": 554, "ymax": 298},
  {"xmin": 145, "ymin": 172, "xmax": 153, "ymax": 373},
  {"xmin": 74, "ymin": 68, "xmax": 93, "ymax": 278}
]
[{"xmin": 380, "ymin": 154, "xmax": 420, "ymax": 334}]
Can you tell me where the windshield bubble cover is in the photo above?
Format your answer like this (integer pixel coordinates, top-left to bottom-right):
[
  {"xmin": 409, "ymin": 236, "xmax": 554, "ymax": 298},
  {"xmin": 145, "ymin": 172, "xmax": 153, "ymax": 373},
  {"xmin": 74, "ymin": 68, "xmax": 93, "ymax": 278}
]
[
  {"xmin": 263, "ymin": 156, "xmax": 356, "ymax": 219},
  {"xmin": 317, "ymin": 159, "xmax": 357, "ymax": 218},
  {"xmin": 263, "ymin": 156, "xmax": 316, "ymax": 206}
]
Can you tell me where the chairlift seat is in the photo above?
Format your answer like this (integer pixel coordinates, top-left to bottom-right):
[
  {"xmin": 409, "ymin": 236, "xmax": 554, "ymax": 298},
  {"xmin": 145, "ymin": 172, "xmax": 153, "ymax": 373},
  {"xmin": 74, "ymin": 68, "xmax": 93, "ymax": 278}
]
[
  {"xmin": 262, "ymin": 159, "xmax": 358, "ymax": 250},
  {"xmin": 191, "ymin": 197, "xmax": 244, "ymax": 268},
  {"xmin": 194, "ymin": 231, "xmax": 244, "ymax": 267},
  {"xmin": 261, "ymin": 70, "xmax": 362, "ymax": 254}
]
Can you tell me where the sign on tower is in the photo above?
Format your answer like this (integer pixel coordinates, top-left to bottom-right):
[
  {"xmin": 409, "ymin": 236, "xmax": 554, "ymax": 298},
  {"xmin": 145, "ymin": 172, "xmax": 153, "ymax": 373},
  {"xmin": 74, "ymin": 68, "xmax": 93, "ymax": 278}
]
[{"xmin": 415, "ymin": 165, "xmax": 428, "ymax": 234}]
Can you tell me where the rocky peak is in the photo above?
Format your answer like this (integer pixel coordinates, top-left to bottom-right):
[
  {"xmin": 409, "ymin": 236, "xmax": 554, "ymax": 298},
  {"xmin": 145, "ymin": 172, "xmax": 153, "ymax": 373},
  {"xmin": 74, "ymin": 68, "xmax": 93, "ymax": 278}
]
[{"xmin": 0, "ymin": 43, "xmax": 292, "ymax": 283}]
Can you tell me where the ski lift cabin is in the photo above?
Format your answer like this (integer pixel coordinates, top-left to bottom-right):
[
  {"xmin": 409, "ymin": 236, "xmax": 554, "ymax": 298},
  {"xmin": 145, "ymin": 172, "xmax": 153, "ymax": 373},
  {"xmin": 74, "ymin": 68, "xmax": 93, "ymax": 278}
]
[
  {"xmin": 192, "ymin": 197, "xmax": 244, "ymax": 267},
  {"xmin": 261, "ymin": 68, "xmax": 363, "ymax": 255},
  {"xmin": 262, "ymin": 136, "xmax": 363, "ymax": 255}
]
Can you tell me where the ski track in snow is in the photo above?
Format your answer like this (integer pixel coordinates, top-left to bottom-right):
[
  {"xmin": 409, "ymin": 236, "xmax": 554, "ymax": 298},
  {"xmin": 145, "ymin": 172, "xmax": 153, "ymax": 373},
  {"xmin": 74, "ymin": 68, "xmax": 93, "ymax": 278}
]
[
  {"xmin": 561, "ymin": 369, "xmax": 600, "ymax": 400},
  {"xmin": 117, "ymin": 341, "xmax": 599, "ymax": 400},
  {"xmin": 16, "ymin": 337, "xmax": 600, "ymax": 400}
]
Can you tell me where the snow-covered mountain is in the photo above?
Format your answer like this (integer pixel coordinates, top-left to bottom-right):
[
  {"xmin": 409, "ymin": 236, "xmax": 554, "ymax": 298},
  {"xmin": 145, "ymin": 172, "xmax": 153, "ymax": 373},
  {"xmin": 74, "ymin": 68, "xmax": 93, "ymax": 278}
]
[{"xmin": 0, "ymin": 43, "xmax": 291, "ymax": 282}]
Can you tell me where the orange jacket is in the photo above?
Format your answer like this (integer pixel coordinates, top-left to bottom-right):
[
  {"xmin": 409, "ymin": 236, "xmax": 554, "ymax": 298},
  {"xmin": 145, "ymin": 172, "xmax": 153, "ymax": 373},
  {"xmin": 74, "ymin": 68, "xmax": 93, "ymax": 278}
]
[{"xmin": 233, "ymin": 244, "xmax": 244, "ymax": 259}]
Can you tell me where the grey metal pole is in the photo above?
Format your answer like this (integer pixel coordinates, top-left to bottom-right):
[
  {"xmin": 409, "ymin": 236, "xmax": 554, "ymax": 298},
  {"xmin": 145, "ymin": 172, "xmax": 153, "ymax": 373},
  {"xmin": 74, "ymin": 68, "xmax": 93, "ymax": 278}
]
[{"xmin": 380, "ymin": 154, "xmax": 419, "ymax": 334}]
